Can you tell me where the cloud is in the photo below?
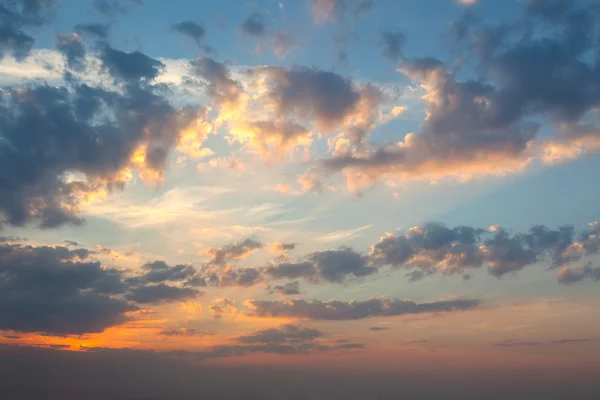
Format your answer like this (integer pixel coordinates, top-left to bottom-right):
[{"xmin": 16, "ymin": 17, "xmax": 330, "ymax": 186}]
[
  {"xmin": 317, "ymin": 224, "xmax": 372, "ymax": 242},
  {"xmin": 0, "ymin": 242, "xmax": 135, "ymax": 335},
  {"xmin": 241, "ymin": 13, "xmax": 265, "ymax": 37},
  {"xmin": 126, "ymin": 260, "xmax": 198, "ymax": 285},
  {"xmin": 202, "ymin": 238, "xmax": 263, "ymax": 266},
  {"xmin": 271, "ymin": 31, "xmax": 296, "ymax": 59},
  {"xmin": 158, "ymin": 327, "xmax": 204, "ymax": 337},
  {"xmin": 0, "ymin": 0, "xmax": 55, "ymax": 61},
  {"xmin": 208, "ymin": 297, "xmax": 236, "ymax": 319},
  {"xmin": 55, "ymin": 33, "xmax": 85, "ymax": 71},
  {"xmin": 171, "ymin": 21, "xmax": 212, "ymax": 53},
  {"xmin": 190, "ymin": 58, "xmax": 382, "ymax": 160},
  {"xmin": 100, "ymin": 46, "xmax": 165, "ymax": 81},
  {"xmin": 368, "ymin": 222, "xmax": 594, "ymax": 279},
  {"xmin": 311, "ymin": 0, "xmax": 374, "ymax": 25},
  {"xmin": 0, "ymin": 42, "xmax": 206, "ymax": 228},
  {"xmin": 323, "ymin": 1, "xmax": 600, "ymax": 189},
  {"xmin": 269, "ymin": 242, "xmax": 296, "ymax": 254},
  {"xmin": 265, "ymin": 261, "xmax": 317, "ymax": 280},
  {"xmin": 211, "ymin": 266, "xmax": 263, "ymax": 287},
  {"xmin": 558, "ymin": 264, "xmax": 600, "ymax": 284},
  {"xmin": 369, "ymin": 326, "xmax": 390, "ymax": 331},
  {"xmin": 380, "ymin": 31, "xmax": 406, "ymax": 62},
  {"xmin": 171, "ymin": 21, "xmax": 206, "ymax": 42},
  {"xmin": 124, "ymin": 283, "xmax": 202, "ymax": 304},
  {"xmin": 184, "ymin": 323, "xmax": 364, "ymax": 360},
  {"xmin": 235, "ymin": 324, "xmax": 323, "ymax": 344},
  {"xmin": 268, "ymin": 281, "xmax": 302, "ymax": 296},
  {"xmin": 309, "ymin": 247, "xmax": 376, "ymax": 282},
  {"xmin": 246, "ymin": 297, "xmax": 480, "ymax": 320}
]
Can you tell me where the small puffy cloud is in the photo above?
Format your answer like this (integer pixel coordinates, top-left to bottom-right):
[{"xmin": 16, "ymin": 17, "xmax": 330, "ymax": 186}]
[
  {"xmin": 202, "ymin": 238, "xmax": 263, "ymax": 266},
  {"xmin": 268, "ymin": 281, "xmax": 302, "ymax": 296},
  {"xmin": 209, "ymin": 298, "xmax": 236, "ymax": 319},
  {"xmin": 380, "ymin": 31, "xmax": 406, "ymax": 62},
  {"xmin": 171, "ymin": 21, "xmax": 205, "ymax": 42},
  {"xmin": 309, "ymin": 247, "xmax": 376, "ymax": 282},
  {"xmin": 241, "ymin": 13, "xmax": 265, "ymax": 37},
  {"xmin": 100, "ymin": 46, "xmax": 165, "ymax": 81},
  {"xmin": 558, "ymin": 264, "xmax": 600, "ymax": 284},
  {"xmin": 246, "ymin": 297, "xmax": 480, "ymax": 320},
  {"xmin": 213, "ymin": 267, "xmax": 263, "ymax": 287},
  {"xmin": 269, "ymin": 242, "xmax": 296, "ymax": 254},
  {"xmin": 127, "ymin": 260, "xmax": 197, "ymax": 285}
]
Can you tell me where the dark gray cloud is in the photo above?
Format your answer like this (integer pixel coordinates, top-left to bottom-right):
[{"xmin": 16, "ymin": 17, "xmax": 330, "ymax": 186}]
[
  {"xmin": 0, "ymin": 243, "xmax": 135, "ymax": 335},
  {"xmin": 127, "ymin": 260, "xmax": 197, "ymax": 285},
  {"xmin": 171, "ymin": 20, "xmax": 206, "ymax": 45},
  {"xmin": 100, "ymin": 46, "xmax": 164, "ymax": 81},
  {"xmin": 63, "ymin": 240, "xmax": 80, "ymax": 247},
  {"xmin": 241, "ymin": 13, "xmax": 265, "ymax": 37},
  {"xmin": 0, "ymin": 235, "xmax": 27, "ymax": 242},
  {"xmin": 368, "ymin": 222, "xmax": 598, "ymax": 280},
  {"xmin": 55, "ymin": 32, "xmax": 86, "ymax": 70},
  {"xmin": 124, "ymin": 283, "xmax": 201, "ymax": 304},
  {"xmin": 309, "ymin": 247, "xmax": 376, "ymax": 282},
  {"xmin": 190, "ymin": 57, "xmax": 244, "ymax": 106},
  {"xmin": 268, "ymin": 281, "xmax": 302, "ymax": 295},
  {"xmin": 380, "ymin": 31, "xmax": 405, "ymax": 61},
  {"xmin": 255, "ymin": 66, "xmax": 361, "ymax": 133},
  {"xmin": 204, "ymin": 238, "xmax": 263, "ymax": 266},
  {"xmin": 213, "ymin": 267, "xmax": 263, "ymax": 287},
  {"xmin": 235, "ymin": 324, "xmax": 323, "ymax": 344},
  {"xmin": 558, "ymin": 264, "xmax": 600, "ymax": 284},
  {"xmin": 246, "ymin": 297, "xmax": 480, "ymax": 320},
  {"xmin": 265, "ymin": 261, "xmax": 317, "ymax": 280},
  {"xmin": 0, "ymin": 0, "xmax": 55, "ymax": 61}
]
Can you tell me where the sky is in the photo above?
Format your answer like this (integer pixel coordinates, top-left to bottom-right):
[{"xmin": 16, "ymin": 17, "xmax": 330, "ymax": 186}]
[{"xmin": 1, "ymin": 0, "xmax": 600, "ymax": 399}]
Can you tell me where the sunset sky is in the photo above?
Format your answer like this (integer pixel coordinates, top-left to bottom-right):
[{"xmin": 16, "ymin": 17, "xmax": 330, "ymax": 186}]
[{"xmin": 1, "ymin": 0, "xmax": 600, "ymax": 399}]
